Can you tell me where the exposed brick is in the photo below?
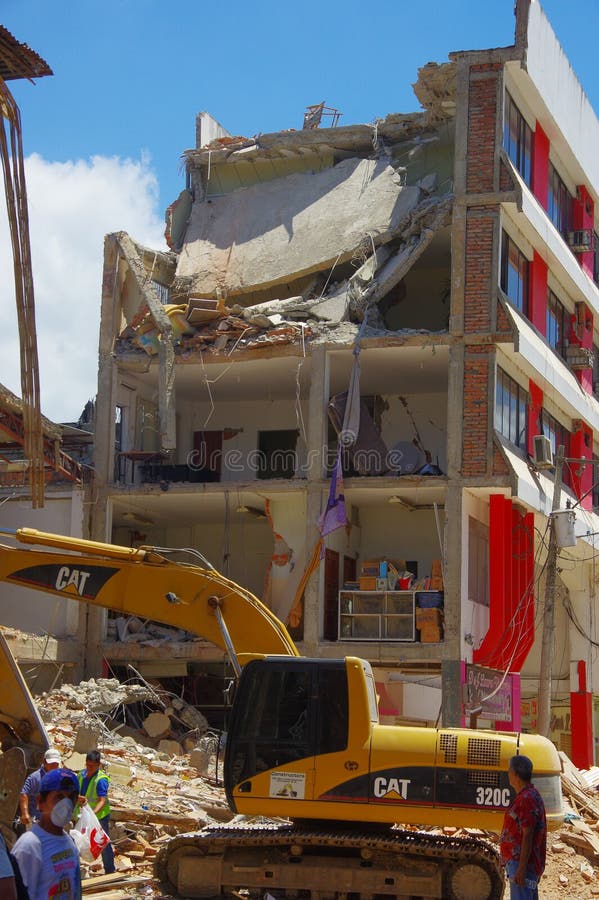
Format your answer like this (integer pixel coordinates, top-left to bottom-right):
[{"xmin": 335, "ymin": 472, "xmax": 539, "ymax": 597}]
[{"xmin": 462, "ymin": 349, "xmax": 492, "ymax": 476}]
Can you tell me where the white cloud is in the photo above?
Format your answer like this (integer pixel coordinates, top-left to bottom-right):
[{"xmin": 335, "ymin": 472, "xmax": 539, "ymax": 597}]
[{"xmin": 0, "ymin": 153, "xmax": 165, "ymax": 423}]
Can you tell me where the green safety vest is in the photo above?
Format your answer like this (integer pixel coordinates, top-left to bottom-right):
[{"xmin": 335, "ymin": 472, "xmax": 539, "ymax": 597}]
[{"xmin": 78, "ymin": 768, "xmax": 111, "ymax": 820}]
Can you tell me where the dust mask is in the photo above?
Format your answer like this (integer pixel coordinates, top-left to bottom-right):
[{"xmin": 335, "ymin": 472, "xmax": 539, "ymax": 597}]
[{"xmin": 50, "ymin": 797, "xmax": 74, "ymax": 828}]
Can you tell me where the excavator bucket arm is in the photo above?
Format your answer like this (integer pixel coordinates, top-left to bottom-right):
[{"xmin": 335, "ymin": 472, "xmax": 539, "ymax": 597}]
[{"xmin": 0, "ymin": 528, "xmax": 299, "ymax": 665}]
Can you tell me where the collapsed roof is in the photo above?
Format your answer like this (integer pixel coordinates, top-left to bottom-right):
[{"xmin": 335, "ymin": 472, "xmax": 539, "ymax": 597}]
[{"xmin": 120, "ymin": 66, "xmax": 458, "ymax": 360}]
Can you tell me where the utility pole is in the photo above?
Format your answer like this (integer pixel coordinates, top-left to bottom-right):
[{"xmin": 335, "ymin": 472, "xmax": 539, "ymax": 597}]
[{"xmin": 537, "ymin": 445, "xmax": 564, "ymax": 737}]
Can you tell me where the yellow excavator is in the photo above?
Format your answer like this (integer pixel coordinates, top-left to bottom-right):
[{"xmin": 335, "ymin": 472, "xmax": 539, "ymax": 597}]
[{"xmin": 0, "ymin": 527, "xmax": 562, "ymax": 900}]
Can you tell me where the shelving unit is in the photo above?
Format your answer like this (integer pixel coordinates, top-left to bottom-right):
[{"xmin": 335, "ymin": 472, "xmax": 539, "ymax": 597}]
[
  {"xmin": 338, "ymin": 590, "xmax": 443, "ymax": 642},
  {"xmin": 339, "ymin": 591, "xmax": 415, "ymax": 641}
]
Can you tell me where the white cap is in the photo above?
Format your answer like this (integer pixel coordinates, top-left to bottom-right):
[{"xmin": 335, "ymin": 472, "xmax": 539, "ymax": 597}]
[{"xmin": 44, "ymin": 748, "xmax": 61, "ymax": 765}]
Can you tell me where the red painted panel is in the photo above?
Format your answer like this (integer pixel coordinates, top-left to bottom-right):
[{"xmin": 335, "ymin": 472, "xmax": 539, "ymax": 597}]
[
  {"xmin": 474, "ymin": 495, "xmax": 507, "ymax": 666},
  {"xmin": 527, "ymin": 381, "xmax": 543, "ymax": 457},
  {"xmin": 474, "ymin": 498, "xmax": 535, "ymax": 673},
  {"xmin": 532, "ymin": 124, "xmax": 549, "ymax": 211},
  {"xmin": 510, "ymin": 511, "xmax": 535, "ymax": 671},
  {"xmin": 571, "ymin": 691, "xmax": 593, "ymax": 769},
  {"xmin": 529, "ymin": 251, "xmax": 547, "ymax": 334},
  {"xmin": 573, "ymin": 186, "xmax": 595, "ymax": 278}
]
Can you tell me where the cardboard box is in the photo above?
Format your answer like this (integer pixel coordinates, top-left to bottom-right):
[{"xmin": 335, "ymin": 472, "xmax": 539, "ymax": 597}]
[
  {"xmin": 430, "ymin": 559, "xmax": 444, "ymax": 590},
  {"xmin": 416, "ymin": 608, "xmax": 443, "ymax": 628},
  {"xmin": 419, "ymin": 625, "xmax": 443, "ymax": 643},
  {"xmin": 361, "ymin": 558, "xmax": 384, "ymax": 577},
  {"xmin": 359, "ymin": 576, "xmax": 378, "ymax": 591}
]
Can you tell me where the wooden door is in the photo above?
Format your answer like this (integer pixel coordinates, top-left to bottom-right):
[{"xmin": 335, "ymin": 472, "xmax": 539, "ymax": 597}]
[{"xmin": 193, "ymin": 431, "xmax": 223, "ymax": 481}]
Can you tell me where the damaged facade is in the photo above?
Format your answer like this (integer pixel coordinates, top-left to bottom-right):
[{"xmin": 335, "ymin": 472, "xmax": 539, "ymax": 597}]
[
  {"xmin": 0, "ymin": 382, "xmax": 91, "ymax": 684},
  {"xmin": 78, "ymin": 0, "xmax": 599, "ymax": 751}
]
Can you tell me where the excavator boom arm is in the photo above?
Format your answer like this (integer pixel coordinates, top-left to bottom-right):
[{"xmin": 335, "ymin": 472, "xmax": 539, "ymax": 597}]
[{"xmin": 0, "ymin": 528, "xmax": 299, "ymax": 664}]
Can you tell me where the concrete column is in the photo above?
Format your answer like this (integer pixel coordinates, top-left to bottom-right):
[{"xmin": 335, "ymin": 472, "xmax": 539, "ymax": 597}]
[
  {"xmin": 301, "ymin": 346, "xmax": 329, "ymax": 653},
  {"xmin": 83, "ymin": 235, "xmax": 121, "ymax": 677},
  {"xmin": 441, "ymin": 480, "xmax": 464, "ymax": 727}
]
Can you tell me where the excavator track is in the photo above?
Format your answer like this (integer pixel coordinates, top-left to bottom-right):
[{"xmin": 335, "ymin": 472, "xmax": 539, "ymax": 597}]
[{"xmin": 155, "ymin": 822, "xmax": 505, "ymax": 900}]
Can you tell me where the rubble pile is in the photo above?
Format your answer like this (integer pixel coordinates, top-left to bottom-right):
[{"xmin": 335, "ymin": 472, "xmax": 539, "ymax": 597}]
[{"xmin": 35, "ymin": 677, "xmax": 229, "ymax": 897}]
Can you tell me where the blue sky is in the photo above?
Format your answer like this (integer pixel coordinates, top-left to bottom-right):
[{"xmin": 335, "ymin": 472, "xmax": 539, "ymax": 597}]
[
  {"xmin": 4, "ymin": 0, "xmax": 599, "ymax": 212},
  {"xmin": 2, "ymin": 0, "xmax": 599, "ymax": 421}
]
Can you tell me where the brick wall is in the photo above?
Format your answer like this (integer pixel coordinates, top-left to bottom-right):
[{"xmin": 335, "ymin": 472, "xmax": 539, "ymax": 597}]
[
  {"xmin": 463, "ymin": 346, "xmax": 492, "ymax": 475},
  {"xmin": 464, "ymin": 208, "xmax": 496, "ymax": 333},
  {"xmin": 461, "ymin": 61, "xmax": 503, "ymax": 477},
  {"xmin": 466, "ymin": 63, "xmax": 502, "ymax": 194}
]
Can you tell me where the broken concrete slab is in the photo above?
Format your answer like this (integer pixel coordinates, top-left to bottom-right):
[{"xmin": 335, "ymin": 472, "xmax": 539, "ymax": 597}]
[
  {"xmin": 190, "ymin": 748, "xmax": 210, "ymax": 775},
  {"xmin": 73, "ymin": 726, "xmax": 99, "ymax": 754},
  {"xmin": 143, "ymin": 712, "xmax": 171, "ymax": 739},
  {"xmin": 177, "ymin": 157, "xmax": 422, "ymax": 298},
  {"xmin": 157, "ymin": 738, "xmax": 183, "ymax": 756}
]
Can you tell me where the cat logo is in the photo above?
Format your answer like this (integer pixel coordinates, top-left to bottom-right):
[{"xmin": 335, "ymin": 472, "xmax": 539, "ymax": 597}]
[
  {"xmin": 55, "ymin": 567, "xmax": 91, "ymax": 596},
  {"xmin": 373, "ymin": 776, "xmax": 411, "ymax": 800}
]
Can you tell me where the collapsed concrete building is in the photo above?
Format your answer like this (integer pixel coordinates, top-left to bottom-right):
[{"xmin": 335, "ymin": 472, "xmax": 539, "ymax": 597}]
[{"xmin": 6, "ymin": 0, "xmax": 599, "ymax": 756}]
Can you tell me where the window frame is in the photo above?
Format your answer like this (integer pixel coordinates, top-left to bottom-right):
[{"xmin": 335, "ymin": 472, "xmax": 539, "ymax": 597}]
[
  {"xmin": 546, "ymin": 289, "xmax": 568, "ymax": 361},
  {"xmin": 539, "ymin": 408, "xmax": 571, "ymax": 488},
  {"xmin": 468, "ymin": 517, "xmax": 489, "ymax": 607},
  {"xmin": 500, "ymin": 231, "xmax": 530, "ymax": 317},
  {"xmin": 495, "ymin": 367, "xmax": 528, "ymax": 451},
  {"xmin": 503, "ymin": 91, "xmax": 532, "ymax": 186},
  {"xmin": 548, "ymin": 162, "xmax": 573, "ymax": 241}
]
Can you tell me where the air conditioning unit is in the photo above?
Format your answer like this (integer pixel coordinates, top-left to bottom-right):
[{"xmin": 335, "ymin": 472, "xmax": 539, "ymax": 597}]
[
  {"xmin": 567, "ymin": 229, "xmax": 594, "ymax": 252},
  {"xmin": 533, "ymin": 434, "xmax": 553, "ymax": 469}
]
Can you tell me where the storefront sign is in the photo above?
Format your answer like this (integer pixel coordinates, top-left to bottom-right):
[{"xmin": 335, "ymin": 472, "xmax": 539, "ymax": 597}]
[{"xmin": 464, "ymin": 664, "xmax": 513, "ymax": 722}]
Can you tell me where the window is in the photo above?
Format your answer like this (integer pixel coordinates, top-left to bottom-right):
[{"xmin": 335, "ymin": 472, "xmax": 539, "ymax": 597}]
[
  {"xmin": 539, "ymin": 409, "xmax": 570, "ymax": 487},
  {"xmin": 503, "ymin": 92, "xmax": 532, "ymax": 185},
  {"xmin": 546, "ymin": 290, "xmax": 568, "ymax": 360},
  {"xmin": 500, "ymin": 231, "xmax": 529, "ymax": 316},
  {"xmin": 257, "ymin": 430, "xmax": 299, "ymax": 479},
  {"xmin": 468, "ymin": 517, "xmax": 489, "ymax": 607},
  {"xmin": 495, "ymin": 368, "xmax": 528, "ymax": 450},
  {"xmin": 593, "ymin": 232, "xmax": 599, "ymax": 287},
  {"xmin": 548, "ymin": 163, "xmax": 573, "ymax": 240}
]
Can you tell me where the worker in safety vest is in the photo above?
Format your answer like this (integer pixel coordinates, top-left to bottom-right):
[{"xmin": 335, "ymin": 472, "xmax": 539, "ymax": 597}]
[{"xmin": 77, "ymin": 750, "xmax": 115, "ymax": 874}]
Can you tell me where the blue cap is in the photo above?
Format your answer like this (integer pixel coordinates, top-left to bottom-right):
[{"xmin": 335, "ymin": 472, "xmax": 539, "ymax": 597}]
[{"xmin": 40, "ymin": 767, "xmax": 79, "ymax": 795}]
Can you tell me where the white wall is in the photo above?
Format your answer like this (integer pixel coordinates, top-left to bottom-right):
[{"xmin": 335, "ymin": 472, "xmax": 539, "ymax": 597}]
[
  {"xmin": 0, "ymin": 491, "xmax": 85, "ymax": 637},
  {"xmin": 525, "ymin": 1, "xmax": 599, "ymax": 200},
  {"xmin": 461, "ymin": 492, "xmax": 490, "ymax": 661},
  {"xmin": 359, "ymin": 505, "xmax": 444, "ymax": 581},
  {"xmin": 381, "ymin": 393, "xmax": 447, "ymax": 473}
]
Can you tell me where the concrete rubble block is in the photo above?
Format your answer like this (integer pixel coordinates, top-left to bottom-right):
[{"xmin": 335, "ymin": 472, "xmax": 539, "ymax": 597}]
[
  {"xmin": 190, "ymin": 748, "xmax": 211, "ymax": 775},
  {"xmin": 73, "ymin": 726, "xmax": 99, "ymax": 754},
  {"xmin": 177, "ymin": 157, "xmax": 422, "ymax": 297},
  {"xmin": 126, "ymin": 616, "xmax": 146, "ymax": 633},
  {"xmin": 64, "ymin": 751, "xmax": 86, "ymax": 772},
  {"xmin": 158, "ymin": 738, "xmax": 183, "ymax": 757},
  {"xmin": 142, "ymin": 711, "xmax": 172, "ymax": 739},
  {"xmin": 105, "ymin": 761, "xmax": 134, "ymax": 784}
]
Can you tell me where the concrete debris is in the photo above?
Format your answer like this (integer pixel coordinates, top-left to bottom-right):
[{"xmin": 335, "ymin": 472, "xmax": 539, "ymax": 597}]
[
  {"xmin": 116, "ymin": 101, "xmax": 457, "ymax": 366},
  {"xmin": 142, "ymin": 712, "xmax": 171, "ymax": 739},
  {"xmin": 53, "ymin": 678, "xmax": 154, "ymax": 713},
  {"xmin": 108, "ymin": 616, "xmax": 199, "ymax": 645},
  {"xmin": 177, "ymin": 158, "xmax": 420, "ymax": 299}
]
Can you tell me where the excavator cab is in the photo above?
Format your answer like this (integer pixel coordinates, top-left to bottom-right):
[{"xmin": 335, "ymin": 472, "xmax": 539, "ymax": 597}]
[{"xmin": 224, "ymin": 658, "xmax": 349, "ymax": 806}]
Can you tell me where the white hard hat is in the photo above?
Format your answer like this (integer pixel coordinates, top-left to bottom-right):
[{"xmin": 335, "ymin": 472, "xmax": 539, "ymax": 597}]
[{"xmin": 43, "ymin": 748, "xmax": 62, "ymax": 765}]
